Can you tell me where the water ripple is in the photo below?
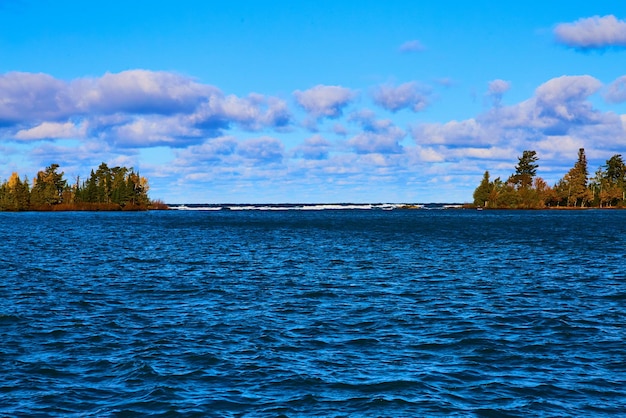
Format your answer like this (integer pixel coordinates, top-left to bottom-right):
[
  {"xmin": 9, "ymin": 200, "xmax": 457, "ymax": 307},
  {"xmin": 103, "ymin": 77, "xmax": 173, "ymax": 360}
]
[{"xmin": 1, "ymin": 210, "xmax": 625, "ymax": 416}]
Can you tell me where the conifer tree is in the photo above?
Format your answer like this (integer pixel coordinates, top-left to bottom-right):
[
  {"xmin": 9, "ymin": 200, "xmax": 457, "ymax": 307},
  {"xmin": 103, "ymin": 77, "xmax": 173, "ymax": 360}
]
[
  {"xmin": 509, "ymin": 150, "xmax": 539, "ymax": 189},
  {"xmin": 473, "ymin": 171, "xmax": 492, "ymax": 207},
  {"xmin": 566, "ymin": 148, "xmax": 591, "ymax": 207},
  {"xmin": 600, "ymin": 154, "xmax": 626, "ymax": 206},
  {"xmin": 30, "ymin": 164, "xmax": 66, "ymax": 207}
]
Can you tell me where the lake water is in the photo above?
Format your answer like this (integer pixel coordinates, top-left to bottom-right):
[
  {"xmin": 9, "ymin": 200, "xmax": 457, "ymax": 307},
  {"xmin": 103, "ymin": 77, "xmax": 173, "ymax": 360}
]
[{"xmin": 1, "ymin": 209, "xmax": 625, "ymax": 416}]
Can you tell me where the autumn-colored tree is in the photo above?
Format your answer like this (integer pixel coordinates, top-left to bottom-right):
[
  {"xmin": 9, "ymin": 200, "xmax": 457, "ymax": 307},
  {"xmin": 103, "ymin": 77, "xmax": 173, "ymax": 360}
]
[
  {"xmin": 475, "ymin": 149, "xmax": 626, "ymax": 209},
  {"xmin": 0, "ymin": 173, "xmax": 31, "ymax": 211},
  {"xmin": 0, "ymin": 162, "xmax": 157, "ymax": 211},
  {"xmin": 557, "ymin": 148, "xmax": 592, "ymax": 207}
]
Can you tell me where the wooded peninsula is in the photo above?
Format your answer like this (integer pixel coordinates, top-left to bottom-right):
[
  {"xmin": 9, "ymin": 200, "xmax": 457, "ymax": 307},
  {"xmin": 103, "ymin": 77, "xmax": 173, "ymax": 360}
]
[
  {"xmin": 0, "ymin": 163, "xmax": 167, "ymax": 211},
  {"xmin": 473, "ymin": 149, "xmax": 626, "ymax": 209}
]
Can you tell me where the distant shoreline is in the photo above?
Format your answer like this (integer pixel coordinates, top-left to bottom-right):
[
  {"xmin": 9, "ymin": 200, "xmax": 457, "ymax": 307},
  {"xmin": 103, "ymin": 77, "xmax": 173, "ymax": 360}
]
[{"xmin": 3, "ymin": 203, "xmax": 625, "ymax": 212}]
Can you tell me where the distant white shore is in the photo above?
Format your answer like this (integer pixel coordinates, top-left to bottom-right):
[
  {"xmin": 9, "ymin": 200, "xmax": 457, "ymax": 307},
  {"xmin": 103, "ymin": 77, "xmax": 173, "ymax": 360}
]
[{"xmin": 167, "ymin": 203, "xmax": 465, "ymax": 211}]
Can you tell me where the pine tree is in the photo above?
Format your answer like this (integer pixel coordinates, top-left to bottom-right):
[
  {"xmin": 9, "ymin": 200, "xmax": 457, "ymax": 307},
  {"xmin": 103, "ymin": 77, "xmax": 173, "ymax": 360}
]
[
  {"xmin": 473, "ymin": 171, "xmax": 492, "ymax": 207},
  {"xmin": 30, "ymin": 164, "xmax": 66, "ymax": 207},
  {"xmin": 602, "ymin": 154, "xmax": 626, "ymax": 206},
  {"xmin": 560, "ymin": 148, "xmax": 592, "ymax": 207},
  {"xmin": 509, "ymin": 150, "xmax": 539, "ymax": 189}
]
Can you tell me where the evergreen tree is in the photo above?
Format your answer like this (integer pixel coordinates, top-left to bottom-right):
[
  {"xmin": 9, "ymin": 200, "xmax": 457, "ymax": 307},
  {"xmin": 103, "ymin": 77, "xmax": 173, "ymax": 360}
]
[
  {"xmin": 601, "ymin": 154, "xmax": 626, "ymax": 206},
  {"xmin": 86, "ymin": 170, "xmax": 98, "ymax": 203},
  {"xmin": 30, "ymin": 164, "xmax": 66, "ymax": 207},
  {"xmin": 473, "ymin": 171, "xmax": 492, "ymax": 207},
  {"xmin": 95, "ymin": 162, "xmax": 111, "ymax": 203},
  {"xmin": 13, "ymin": 174, "xmax": 31, "ymax": 210},
  {"xmin": 0, "ymin": 162, "xmax": 156, "ymax": 211},
  {"xmin": 567, "ymin": 148, "xmax": 591, "ymax": 207},
  {"xmin": 509, "ymin": 150, "xmax": 539, "ymax": 189}
]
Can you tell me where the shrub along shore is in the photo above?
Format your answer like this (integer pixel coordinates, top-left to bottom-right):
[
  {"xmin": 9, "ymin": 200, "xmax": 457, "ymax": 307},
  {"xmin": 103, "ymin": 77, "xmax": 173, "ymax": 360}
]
[{"xmin": 0, "ymin": 163, "xmax": 168, "ymax": 211}]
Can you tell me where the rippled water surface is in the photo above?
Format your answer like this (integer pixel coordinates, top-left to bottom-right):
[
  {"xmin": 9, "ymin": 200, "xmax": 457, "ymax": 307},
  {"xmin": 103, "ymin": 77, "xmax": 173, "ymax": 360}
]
[{"xmin": 1, "ymin": 209, "xmax": 625, "ymax": 417}]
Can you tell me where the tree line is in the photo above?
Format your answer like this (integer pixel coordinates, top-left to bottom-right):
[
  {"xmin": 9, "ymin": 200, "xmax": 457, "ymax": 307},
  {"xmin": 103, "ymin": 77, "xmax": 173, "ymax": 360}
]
[
  {"xmin": 0, "ymin": 163, "xmax": 166, "ymax": 211},
  {"xmin": 473, "ymin": 149, "xmax": 626, "ymax": 209}
]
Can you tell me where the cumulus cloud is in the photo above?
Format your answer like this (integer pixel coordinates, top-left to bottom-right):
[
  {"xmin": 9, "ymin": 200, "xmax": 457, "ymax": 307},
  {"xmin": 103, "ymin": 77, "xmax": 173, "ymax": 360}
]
[
  {"xmin": 534, "ymin": 75, "xmax": 601, "ymax": 106},
  {"xmin": 14, "ymin": 121, "xmax": 85, "ymax": 141},
  {"xmin": 604, "ymin": 75, "xmax": 626, "ymax": 103},
  {"xmin": 101, "ymin": 115, "xmax": 205, "ymax": 148},
  {"xmin": 413, "ymin": 119, "xmax": 491, "ymax": 147},
  {"xmin": 486, "ymin": 79, "xmax": 511, "ymax": 108},
  {"xmin": 191, "ymin": 93, "xmax": 292, "ymax": 132},
  {"xmin": 0, "ymin": 70, "xmax": 292, "ymax": 145},
  {"xmin": 532, "ymin": 75, "xmax": 603, "ymax": 131},
  {"xmin": 29, "ymin": 140, "xmax": 122, "ymax": 170},
  {"xmin": 174, "ymin": 136, "xmax": 238, "ymax": 164},
  {"xmin": 0, "ymin": 72, "xmax": 70, "ymax": 124},
  {"xmin": 412, "ymin": 75, "xmax": 619, "ymax": 161},
  {"xmin": 477, "ymin": 75, "xmax": 604, "ymax": 136},
  {"xmin": 372, "ymin": 82, "xmax": 430, "ymax": 112},
  {"xmin": 348, "ymin": 110, "xmax": 405, "ymax": 154},
  {"xmin": 554, "ymin": 15, "xmax": 626, "ymax": 50},
  {"xmin": 293, "ymin": 85, "xmax": 355, "ymax": 119},
  {"xmin": 172, "ymin": 135, "xmax": 285, "ymax": 171},
  {"xmin": 294, "ymin": 135, "xmax": 331, "ymax": 160},
  {"xmin": 71, "ymin": 70, "xmax": 214, "ymax": 115},
  {"xmin": 237, "ymin": 136, "xmax": 284, "ymax": 164},
  {"xmin": 348, "ymin": 131, "xmax": 404, "ymax": 154},
  {"xmin": 399, "ymin": 40, "xmax": 425, "ymax": 53}
]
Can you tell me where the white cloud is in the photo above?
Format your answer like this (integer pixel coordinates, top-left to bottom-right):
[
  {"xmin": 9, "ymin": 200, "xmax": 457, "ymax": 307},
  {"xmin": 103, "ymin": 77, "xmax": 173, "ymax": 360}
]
[
  {"xmin": 372, "ymin": 82, "xmax": 430, "ymax": 112},
  {"xmin": 0, "ymin": 72, "xmax": 70, "ymax": 123},
  {"xmin": 294, "ymin": 135, "xmax": 331, "ymax": 160},
  {"xmin": 409, "ymin": 146, "xmax": 446, "ymax": 163},
  {"xmin": 0, "ymin": 70, "xmax": 291, "ymax": 145},
  {"xmin": 14, "ymin": 121, "xmax": 84, "ymax": 140},
  {"xmin": 604, "ymin": 76, "xmax": 626, "ymax": 103},
  {"xmin": 534, "ymin": 75, "xmax": 601, "ymax": 108},
  {"xmin": 174, "ymin": 136, "xmax": 238, "ymax": 165},
  {"xmin": 486, "ymin": 79, "xmax": 511, "ymax": 108},
  {"xmin": 293, "ymin": 85, "xmax": 355, "ymax": 119},
  {"xmin": 411, "ymin": 75, "xmax": 623, "ymax": 172},
  {"xmin": 481, "ymin": 75, "xmax": 604, "ymax": 135},
  {"xmin": 488, "ymin": 79, "xmax": 511, "ymax": 95},
  {"xmin": 413, "ymin": 119, "xmax": 491, "ymax": 146},
  {"xmin": 347, "ymin": 113, "xmax": 406, "ymax": 154},
  {"xmin": 531, "ymin": 75, "xmax": 603, "ymax": 132},
  {"xmin": 237, "ymin": 136, "xmax": 284, "ymax": 164},
  {"xmin": 348, "ymin": 131, "xmax": 404, "ymax": 154},
  {"xmin": 71, "ymin": 70, "xmax": 214, "ymax": 114},
  {"xmin": 103, "ymin": 116, "xmax": 204, "ymax": 147},
  {"xmin": 554, "ymin": 15, "xmax": 626, "ymax": 50}
]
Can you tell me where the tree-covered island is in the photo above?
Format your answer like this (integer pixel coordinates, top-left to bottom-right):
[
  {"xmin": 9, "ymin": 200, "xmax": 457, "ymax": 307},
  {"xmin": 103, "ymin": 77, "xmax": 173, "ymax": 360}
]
[
  {"xmin": 473, "ymin": 149, "xmax": 626, "ymax": 209},
  {"xmin": 0, "ymin": 163, "xmax": 167, "ymax": 211}
]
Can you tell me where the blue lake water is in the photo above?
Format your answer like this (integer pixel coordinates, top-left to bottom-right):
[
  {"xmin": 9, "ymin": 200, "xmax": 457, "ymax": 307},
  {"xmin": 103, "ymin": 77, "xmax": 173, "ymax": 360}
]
[{"xmin": 1, "ymin": 209, "xmax": 625, "ymax": 416}]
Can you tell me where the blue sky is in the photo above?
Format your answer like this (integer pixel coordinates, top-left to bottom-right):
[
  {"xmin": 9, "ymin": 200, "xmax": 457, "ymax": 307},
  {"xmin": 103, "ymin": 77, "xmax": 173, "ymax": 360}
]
[{"xmin": 2, "ymin": 0, "xmax": 626, "ymax": 203}]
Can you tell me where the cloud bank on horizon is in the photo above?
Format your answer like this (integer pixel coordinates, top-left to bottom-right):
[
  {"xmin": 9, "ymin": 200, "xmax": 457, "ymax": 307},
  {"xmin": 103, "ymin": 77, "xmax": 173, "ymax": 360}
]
[{"xmin": 1, "ymin": 3, "xmax": 626, "ymax": 203}]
